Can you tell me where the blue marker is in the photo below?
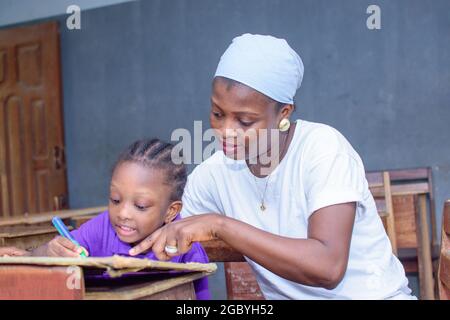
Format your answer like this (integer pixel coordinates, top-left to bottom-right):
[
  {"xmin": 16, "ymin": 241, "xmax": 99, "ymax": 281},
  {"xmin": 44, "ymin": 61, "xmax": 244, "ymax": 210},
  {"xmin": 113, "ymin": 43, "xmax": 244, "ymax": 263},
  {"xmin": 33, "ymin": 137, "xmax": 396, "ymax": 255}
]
[{"xmin": 51, "ymin": 216, "xmax": 87, "ymax": 257}]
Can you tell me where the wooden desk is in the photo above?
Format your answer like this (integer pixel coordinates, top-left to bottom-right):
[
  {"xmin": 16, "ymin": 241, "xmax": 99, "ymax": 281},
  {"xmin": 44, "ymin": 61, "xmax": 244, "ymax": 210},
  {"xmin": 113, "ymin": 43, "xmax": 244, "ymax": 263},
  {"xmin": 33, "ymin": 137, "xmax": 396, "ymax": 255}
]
[{"xmin": 0, "ymin": 256, "xmax": 216, "ymax": 300}]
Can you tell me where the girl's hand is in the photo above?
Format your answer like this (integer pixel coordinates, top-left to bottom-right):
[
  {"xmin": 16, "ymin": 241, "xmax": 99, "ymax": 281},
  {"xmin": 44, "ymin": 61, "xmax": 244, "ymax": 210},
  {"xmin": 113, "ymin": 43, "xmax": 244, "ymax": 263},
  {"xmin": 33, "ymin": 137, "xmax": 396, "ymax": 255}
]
[
  {"xmin": 42, "ymin": 236, "xmax": 89, "ymax": 257},
  {"xmin": 0, "ymin": 246, "xmax": 29, "ymax": 257},
  {"xmin": 129, "ymin": 214, "xmax": 223, "ymax": 260}
]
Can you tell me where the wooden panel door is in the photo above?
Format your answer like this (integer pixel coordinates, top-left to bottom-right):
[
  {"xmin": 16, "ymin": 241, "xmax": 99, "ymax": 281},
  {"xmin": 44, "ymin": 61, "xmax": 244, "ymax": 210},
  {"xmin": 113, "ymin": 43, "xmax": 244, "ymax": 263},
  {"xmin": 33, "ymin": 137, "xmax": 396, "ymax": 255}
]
[{"xmin": 0, "ymin": 21, "xmax": 68, "ymax": 218}]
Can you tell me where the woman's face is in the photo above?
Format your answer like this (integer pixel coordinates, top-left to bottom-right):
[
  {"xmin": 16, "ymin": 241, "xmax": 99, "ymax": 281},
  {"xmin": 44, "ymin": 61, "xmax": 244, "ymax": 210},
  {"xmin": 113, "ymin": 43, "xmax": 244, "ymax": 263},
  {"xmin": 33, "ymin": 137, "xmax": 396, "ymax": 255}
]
[
  {"xmin": 108, "ymin": 162, "xmax": 177, "ymax": 244},
  {"xmin": 210, "ymin": 77, "xmax": 291, "ymax": 160}
]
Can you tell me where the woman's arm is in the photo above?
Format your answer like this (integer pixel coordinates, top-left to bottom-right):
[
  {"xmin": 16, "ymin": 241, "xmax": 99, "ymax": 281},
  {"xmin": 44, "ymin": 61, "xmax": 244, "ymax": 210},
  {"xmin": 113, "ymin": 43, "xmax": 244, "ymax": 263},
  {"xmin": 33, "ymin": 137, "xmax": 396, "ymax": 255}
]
[{"xmin": 130, "ymin": 202, "xmax": 356, "ymax": 289}]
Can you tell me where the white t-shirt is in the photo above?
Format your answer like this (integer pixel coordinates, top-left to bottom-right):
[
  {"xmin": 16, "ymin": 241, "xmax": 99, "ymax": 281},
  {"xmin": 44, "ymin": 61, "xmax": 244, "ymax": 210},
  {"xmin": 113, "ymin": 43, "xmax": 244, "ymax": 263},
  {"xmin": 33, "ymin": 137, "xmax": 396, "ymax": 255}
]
[{"xmin": 181, "ymin": 119, "xmax": 414, "ymax": 299}]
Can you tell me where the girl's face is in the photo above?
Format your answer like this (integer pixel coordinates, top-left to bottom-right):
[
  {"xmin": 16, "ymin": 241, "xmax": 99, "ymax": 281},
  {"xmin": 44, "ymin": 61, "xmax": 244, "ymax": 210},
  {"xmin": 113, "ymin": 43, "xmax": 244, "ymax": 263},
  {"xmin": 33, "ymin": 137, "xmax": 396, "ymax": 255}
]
[
  {"xmin": 108, "ymin": 162, "xmax": 180, "ymax": 244},
  {"xmin": 210, "ymin": 77, "xmax": 292, "ymax": 160}
]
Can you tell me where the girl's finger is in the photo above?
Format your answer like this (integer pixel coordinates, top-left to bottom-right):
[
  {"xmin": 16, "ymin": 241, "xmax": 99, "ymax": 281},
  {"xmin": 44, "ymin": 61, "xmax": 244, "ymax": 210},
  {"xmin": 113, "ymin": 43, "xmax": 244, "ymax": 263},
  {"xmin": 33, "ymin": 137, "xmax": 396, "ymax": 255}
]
[
  {"xmin": 56, "ymin": 236, "xmax": 79, "ymax": 252},
  {"xmin": 53, "ymin": 240, "xmax": 80, "ymax": 257}
]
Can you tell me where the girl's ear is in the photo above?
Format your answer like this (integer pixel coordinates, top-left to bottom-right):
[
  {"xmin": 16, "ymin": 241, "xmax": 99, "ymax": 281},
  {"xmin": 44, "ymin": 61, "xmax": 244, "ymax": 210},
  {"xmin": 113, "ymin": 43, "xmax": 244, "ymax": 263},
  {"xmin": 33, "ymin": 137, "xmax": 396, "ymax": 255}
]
[{"xmin": 164, "ymin": 201, "xmax": 183, "ymax": 224}]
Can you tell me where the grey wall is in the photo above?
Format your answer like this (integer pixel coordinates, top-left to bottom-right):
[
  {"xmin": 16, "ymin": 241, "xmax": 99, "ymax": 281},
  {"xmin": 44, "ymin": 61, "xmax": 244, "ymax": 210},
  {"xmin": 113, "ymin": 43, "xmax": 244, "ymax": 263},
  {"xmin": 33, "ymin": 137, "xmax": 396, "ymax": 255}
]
[
  {"xmin": 4, "ymin": 0, "xmax": 450, "ymax": 298},
  {"xmin": 0, "ymin": 0, "xmax": 136, "ymax": 27},
  {"xmin": 59, "ymin": 0, "xmax": 450, "ymax": 227}
]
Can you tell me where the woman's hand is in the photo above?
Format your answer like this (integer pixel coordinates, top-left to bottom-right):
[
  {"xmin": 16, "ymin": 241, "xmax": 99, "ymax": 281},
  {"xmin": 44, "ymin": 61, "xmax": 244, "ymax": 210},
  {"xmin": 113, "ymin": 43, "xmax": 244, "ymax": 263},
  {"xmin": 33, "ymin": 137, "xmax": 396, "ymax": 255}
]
[
  {"xmin": 0, "ymin": 246, "xmax": 29, "ymax": 257},
  {"xmin": 31, "ymin": 236, "xmax": 89, "ymax": 257},
  {"xmin": 129, "ymin": 214, "xmax": 223, "ymax": 260}
]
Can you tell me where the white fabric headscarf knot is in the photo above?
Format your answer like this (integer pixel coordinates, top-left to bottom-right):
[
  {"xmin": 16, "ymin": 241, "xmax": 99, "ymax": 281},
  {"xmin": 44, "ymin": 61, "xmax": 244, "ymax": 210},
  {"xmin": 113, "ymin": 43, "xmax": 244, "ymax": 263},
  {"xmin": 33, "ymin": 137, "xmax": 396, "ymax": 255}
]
[{"xmin": 214, "ymin": 33, "xmax": 304, "ymax": 104}]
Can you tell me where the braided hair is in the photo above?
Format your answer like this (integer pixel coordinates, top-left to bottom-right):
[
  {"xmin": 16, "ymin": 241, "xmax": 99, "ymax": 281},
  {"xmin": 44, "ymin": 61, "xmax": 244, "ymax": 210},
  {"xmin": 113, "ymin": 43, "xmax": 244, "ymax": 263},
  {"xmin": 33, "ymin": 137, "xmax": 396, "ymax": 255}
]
[{"xmin": 112, "ymin": 138, "xmax": 187, "ymax": 202}]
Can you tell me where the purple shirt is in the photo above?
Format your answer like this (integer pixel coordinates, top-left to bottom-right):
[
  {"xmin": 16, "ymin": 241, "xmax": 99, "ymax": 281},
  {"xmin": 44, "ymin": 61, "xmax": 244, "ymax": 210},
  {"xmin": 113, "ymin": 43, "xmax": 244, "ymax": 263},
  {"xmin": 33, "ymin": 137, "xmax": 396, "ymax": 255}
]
[{"xmin": 70, "ymin": 211, "xmax": 210, "ymax": 300}]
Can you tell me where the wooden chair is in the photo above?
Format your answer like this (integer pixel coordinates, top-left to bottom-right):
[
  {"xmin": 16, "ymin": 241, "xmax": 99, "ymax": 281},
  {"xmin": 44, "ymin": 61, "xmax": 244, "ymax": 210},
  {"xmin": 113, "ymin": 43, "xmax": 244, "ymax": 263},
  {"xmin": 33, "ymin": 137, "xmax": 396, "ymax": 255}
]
[
  {"xmin": 367, "ymin": 167, "xmax": 438, "ymax": 299},
  {"xmin": 438, "ymin": 200, "xmax": 450, "ymax": 299},
  {"xmin": 366, "ymin": 171, "xmax": 398, "ymax": 255}
]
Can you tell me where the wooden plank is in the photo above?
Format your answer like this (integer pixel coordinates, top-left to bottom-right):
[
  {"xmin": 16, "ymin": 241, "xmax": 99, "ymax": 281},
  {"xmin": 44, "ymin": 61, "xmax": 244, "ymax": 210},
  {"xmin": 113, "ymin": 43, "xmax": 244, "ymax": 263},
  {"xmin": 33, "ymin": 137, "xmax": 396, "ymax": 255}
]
[
  {"xmin": 444, "ymin": 200, "xmax": 450, "ymax": 234},
  {"xmin": 142, "ymin": 281, "xmax": 195, "ymax": 300},
  {"xmin": 438, "ymin": 245, "xmax": 450, "ymax": 300},
  {"xmin": 0, "ymin": 265, "xmax": 84, "ymax": 299},
  {"xmin": 371, "ymin": 183, "xmax": 429, "ymax": 197},
  {"xmin": 388, "ymin": 168, "xmax": 429, "ymax": 181},
  {"xmin": 393, "ymin": 195, "xmax": 417, "ymax": 248},
  {"xmin": 225, "ymin": 262, "xmax": 264, "ymax": 300},
  {"xmin": 427, "ymin": 169, "xmax": 438, "ymax": 247},
  {"xmin": 415, "ymin": 195, "xmax": 435, "ymax": 300},
  {"xmin": 0, "ymin": 225, "xmax": 70, "ymax": 238},
  {"xmin": 438, "ymin": 200, "xmax": 450, "ymax": 300},
  {"xmin": 0, "ymin": 232, "xmax": 57, "ymax": 250},
  {"xmin": 383, "ymin": 172, "xmax": 397, "ymax": 255},
  {"xmin": 439, "ymin": 250, "xmax": 450, "ymax": 289},
  {"xmin": 0, "ymin": 255, "xmax": 217, "ymax": 276},
  {"xmin": 201, "ymin": 239, "xmax": 245, "ymax": 262},
  {"xmin": 0, "ymin": 206, "xmax": 107, "ymax": 227},
  {"xmin": 85, "ymin": 272, "xmax": 205, "ymax": 300}
]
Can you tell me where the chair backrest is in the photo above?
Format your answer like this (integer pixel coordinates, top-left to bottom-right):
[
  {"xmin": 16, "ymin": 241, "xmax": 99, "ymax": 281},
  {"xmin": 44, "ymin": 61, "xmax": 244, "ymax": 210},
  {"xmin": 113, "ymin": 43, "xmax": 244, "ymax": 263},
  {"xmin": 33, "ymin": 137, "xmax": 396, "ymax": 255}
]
[
  {"xmin": 438, "ymin": 200, "xmax": 450, "ymax": 300},
  {"xmin": 384, "ymin": 168, "xmax": 437, "ymax": 246},
  {"xmin": 366, "ymin": 171, "xmax": 398, "ymax": 255}
]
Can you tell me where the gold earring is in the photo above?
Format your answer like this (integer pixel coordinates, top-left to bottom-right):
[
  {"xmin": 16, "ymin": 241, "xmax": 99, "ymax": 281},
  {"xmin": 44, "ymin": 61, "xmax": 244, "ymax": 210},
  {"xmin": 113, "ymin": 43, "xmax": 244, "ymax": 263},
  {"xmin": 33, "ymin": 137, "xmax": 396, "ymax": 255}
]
[{"xmin": 278, "ymin": 118, "xmax": 290, "ymax": 132}]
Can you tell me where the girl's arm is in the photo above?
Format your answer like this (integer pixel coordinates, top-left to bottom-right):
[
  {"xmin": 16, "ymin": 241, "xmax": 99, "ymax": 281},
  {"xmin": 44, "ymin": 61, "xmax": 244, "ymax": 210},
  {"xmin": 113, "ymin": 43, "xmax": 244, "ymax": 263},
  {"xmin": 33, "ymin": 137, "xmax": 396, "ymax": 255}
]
[
  {"xmin": 0, "ymin": 246, "xmax": 29, "ymax": 257},
  {"xmin": 130, "ymin": 202, "xmax": 356, "ymax": 289}
]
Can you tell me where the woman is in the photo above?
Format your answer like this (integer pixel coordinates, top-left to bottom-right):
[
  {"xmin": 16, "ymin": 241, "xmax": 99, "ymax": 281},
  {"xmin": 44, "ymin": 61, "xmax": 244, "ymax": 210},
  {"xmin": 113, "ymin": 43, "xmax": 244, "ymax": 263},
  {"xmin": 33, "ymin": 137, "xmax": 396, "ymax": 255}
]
[{"xmin": 130, "ymin": 34, "xmax": 414, "ymax": 299}]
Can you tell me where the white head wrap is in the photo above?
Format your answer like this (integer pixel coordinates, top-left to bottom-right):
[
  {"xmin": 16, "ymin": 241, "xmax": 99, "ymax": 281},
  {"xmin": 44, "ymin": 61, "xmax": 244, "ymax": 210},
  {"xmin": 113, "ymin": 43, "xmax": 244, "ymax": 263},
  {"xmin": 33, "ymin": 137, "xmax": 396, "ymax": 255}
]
[{"xmin": 214, "ymin": 33, "xmax": 304, "ymax": 104}]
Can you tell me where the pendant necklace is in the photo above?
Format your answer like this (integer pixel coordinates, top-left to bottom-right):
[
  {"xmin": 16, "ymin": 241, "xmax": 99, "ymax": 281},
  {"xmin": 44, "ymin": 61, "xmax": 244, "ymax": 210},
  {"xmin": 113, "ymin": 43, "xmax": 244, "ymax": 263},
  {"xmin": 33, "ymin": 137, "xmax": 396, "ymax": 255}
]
[{"xmin": 252, "ymin": 129, "xmax": 290, "ymax": 212}]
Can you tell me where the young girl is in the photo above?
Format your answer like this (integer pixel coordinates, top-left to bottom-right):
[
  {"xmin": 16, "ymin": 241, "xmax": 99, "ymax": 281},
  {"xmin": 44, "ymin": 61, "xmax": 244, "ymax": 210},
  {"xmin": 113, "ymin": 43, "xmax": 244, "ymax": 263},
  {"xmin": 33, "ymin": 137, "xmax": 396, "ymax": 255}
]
[{"xmin": 31, "ymin": 139, "xmax": 210, "ymax": 300}]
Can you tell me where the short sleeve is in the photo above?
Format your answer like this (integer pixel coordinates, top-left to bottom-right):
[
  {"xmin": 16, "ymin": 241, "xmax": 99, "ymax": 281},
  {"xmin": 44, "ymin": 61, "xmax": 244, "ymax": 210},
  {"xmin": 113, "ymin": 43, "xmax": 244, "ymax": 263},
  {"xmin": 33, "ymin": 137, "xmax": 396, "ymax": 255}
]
[
  {"xmin": 302, "ymin": 128, "xmax": 366, "ymax": 219},
  {"xmin": 70, "ymin": 211, "xmax": 106, "ymax": 255},
  {"xmin": 180, "ymin": 164, "xmax": 222, "ymax": 218}
]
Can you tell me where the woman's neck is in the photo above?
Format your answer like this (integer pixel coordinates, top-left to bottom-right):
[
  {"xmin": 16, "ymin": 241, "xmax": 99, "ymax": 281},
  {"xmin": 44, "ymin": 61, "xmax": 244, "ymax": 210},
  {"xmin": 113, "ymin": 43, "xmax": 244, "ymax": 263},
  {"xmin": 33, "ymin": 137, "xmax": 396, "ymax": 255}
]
[{"xmin": 247, "ymin": 121, "xmax": 296, "ymax": 178}]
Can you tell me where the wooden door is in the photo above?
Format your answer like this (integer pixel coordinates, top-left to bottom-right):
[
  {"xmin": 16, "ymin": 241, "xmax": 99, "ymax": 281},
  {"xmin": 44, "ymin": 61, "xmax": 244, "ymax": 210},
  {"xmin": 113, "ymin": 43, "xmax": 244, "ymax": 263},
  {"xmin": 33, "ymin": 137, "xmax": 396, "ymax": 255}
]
[{"xmin": 0, "ymin": 21, "xmax": 68, "ymax": 218}]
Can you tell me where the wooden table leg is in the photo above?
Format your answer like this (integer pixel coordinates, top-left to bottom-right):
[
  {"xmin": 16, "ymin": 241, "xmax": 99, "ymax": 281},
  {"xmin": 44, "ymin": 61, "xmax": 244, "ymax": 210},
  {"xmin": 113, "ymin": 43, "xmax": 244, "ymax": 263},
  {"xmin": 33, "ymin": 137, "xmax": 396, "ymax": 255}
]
[{"xmin": 415, "ymin": 194, "xmax": 435, "ymax": 299}]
